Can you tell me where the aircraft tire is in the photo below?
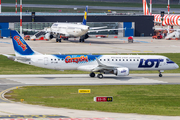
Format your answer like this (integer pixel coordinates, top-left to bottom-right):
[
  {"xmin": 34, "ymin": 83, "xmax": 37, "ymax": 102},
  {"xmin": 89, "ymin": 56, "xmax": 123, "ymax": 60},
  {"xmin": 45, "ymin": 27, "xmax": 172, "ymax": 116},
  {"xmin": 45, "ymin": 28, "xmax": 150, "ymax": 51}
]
[
  {"xmin": 50, "ymin": 35, "xmax": 54, "ymax": 39},
  {"xmin": 90, "ymin": 72, "xmax": 95, "ymax": 77},
  {"xmin": 97, "ymin": 74, "xmax": 103, "ymax": 79},
  {"xmin": 56, "ymin": 38, "xmax": 59, "ymax": 42},
  {"xmin": 59, "ymin": 39, "xmax": 61, "ymax": 42},
  {"xmin": 159, "ymin": 73, "xmax": 162, "ymax": 77}
]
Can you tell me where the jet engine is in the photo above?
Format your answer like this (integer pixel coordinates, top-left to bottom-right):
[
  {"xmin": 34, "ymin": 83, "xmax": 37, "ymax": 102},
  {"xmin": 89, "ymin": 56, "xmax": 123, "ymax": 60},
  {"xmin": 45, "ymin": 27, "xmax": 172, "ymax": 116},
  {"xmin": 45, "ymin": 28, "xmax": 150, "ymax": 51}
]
[
  {"xmin": 44, "ymin": 33, "xmax": 50, "ymax": 39},
  {"xmin": 114, "ymin": 67, "xmax": 129, "ymax": 76}
]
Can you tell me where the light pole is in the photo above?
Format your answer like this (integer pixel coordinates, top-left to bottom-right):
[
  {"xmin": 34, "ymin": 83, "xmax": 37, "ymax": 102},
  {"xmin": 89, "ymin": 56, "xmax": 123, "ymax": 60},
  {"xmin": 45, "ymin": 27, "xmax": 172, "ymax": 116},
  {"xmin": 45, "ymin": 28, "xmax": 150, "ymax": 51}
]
[{"xmin": 20, "ymin": 0, "xmax": 22, "ymax": 36}]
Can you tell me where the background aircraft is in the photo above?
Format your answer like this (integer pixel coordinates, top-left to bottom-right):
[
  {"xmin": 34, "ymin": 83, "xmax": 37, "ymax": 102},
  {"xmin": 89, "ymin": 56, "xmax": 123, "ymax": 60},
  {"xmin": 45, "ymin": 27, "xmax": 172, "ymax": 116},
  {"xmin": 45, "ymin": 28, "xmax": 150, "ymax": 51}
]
[
  {"xmin": 3, "ymin": 30, "xmax": 179, "ymax": 78},
  {"xmin": 25, "ymin": 6, "xmax": 121, "ymax": 43}
]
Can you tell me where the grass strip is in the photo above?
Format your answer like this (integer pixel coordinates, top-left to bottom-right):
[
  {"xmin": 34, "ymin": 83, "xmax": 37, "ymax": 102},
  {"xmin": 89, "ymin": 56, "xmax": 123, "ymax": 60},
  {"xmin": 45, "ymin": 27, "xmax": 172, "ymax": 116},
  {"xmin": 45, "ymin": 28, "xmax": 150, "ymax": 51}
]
[{"xmin": 6, "ymin": 85, "xmax": 180, "ymax": 116}]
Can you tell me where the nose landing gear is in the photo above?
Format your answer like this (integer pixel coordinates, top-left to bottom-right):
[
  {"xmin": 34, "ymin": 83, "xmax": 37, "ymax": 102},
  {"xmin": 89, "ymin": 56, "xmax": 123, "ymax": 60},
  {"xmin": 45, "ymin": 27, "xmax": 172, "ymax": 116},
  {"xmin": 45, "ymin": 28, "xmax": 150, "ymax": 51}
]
[
  {"xmin": 159, "ymin": 73, "xmax": 162, "ymax": 77},
  {"xmin": 159, "ymin": 70, "xmax": 163, "ymax": 77}
]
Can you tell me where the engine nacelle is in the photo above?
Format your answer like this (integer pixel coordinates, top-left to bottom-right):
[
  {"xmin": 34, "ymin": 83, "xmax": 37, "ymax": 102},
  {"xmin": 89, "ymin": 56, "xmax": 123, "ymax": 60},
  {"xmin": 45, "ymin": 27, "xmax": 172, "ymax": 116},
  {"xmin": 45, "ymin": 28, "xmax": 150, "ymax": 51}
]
[
  {"xmin": 114, "ymin": 67, "xmax": 129, "ymax": 76},
  {"xmin": 45, "ymin": 33, "xmax": 50, "ymax": 39}
]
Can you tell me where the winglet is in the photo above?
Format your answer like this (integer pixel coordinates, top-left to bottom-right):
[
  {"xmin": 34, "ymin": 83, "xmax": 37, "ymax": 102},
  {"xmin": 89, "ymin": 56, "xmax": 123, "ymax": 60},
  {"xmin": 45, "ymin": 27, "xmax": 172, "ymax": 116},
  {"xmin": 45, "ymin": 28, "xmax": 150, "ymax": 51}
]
[
  {"xmin": 82, "ymin": 6, "xmax": 88, "ymax": 25},
  {"xmin": 96, "ymin": 57, "xmax": 106, "ymax": 67}
]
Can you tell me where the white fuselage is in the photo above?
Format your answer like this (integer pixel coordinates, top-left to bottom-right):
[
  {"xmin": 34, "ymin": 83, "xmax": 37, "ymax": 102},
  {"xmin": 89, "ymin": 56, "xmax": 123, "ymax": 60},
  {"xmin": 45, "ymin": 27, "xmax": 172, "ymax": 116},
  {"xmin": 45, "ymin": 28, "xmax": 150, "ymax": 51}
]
[
  {"xmin": 16, "ymin": 55, "xmax": 179, "ymax": 72},
  {"xmin": 46, "ymin": 23, "xmax": 89, "ymax": 37}
]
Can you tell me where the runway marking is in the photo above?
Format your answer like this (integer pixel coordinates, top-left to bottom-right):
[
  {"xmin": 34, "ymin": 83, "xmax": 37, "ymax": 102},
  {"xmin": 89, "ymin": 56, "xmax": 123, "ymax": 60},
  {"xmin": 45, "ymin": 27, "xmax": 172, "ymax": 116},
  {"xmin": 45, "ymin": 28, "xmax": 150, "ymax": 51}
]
[
  {"xmin": 0, "ymin": 41, "xmax": 11, "ymax": 44},
  {"xmin": 144, "ymin": 51, "xmax": 152, "ymax": 52},
  {"xmin": 0, "ymin": 115, "xmax": 69, "ymax": 119},
  {"xmin": 0, "ymin": 118, "xmax": 113, "ymax": 120},
  {"xmin": 0, "ymin": 86, "xmax": 22, "ymax": 102},
  {"xmin": 119, "ymin": 39, "xmax": 150, "ymax": 43},
  {"xmin": 132, "ymin": 51, "xmax": 140, "ymax": 52},
  {"xmin": 0, "ymin": 110, "xmax": 17, "ymax": 115}
]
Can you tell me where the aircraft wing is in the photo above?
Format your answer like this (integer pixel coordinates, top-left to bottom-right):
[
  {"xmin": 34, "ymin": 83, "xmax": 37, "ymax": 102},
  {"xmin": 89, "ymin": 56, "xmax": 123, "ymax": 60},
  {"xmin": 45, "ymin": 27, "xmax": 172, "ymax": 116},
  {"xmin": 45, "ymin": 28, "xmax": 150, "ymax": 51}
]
[
  {"xmin": 92, "ymin": 58, "xmax": 124, "ymax": 72},
  {"xmin": 88, "ymin": 28, "xmax": 125, "ymax": 33},
  {"xmin": 24, "ymin": 28, "xmax": 68, "ymax": 36},
  {"xmin": 23, "ymin": 29, "xmax": 43, "ymax": 32},
  {"xmin": 90, "ymin": 26, "xmax": 107, "ymax": 30}
]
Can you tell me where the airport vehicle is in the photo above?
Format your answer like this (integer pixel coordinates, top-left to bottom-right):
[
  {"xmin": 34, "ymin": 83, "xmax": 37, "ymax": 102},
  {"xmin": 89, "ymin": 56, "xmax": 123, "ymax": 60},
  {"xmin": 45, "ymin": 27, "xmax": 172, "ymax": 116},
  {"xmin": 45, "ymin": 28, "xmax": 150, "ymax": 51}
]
[
  {"xmin": 143, "ymin": 0, "xmax": 180, "ymax": 26},
  {"xmin": 26, "ymin": 6, "xmax": 120, "ymax": 43},
  {"xmin": 4, "ymin": 30, "xmax": 179, "ymax": 79}
]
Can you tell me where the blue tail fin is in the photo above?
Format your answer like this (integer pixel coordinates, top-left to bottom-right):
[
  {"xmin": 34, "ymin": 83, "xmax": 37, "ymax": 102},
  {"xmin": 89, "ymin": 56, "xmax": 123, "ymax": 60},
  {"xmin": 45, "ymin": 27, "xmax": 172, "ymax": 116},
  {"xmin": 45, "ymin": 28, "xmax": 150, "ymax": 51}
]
[
  {"xmin": 82, "ymin": 6, "xmax": 88, "ymax": 25},
  {"xmin": 11, "ymin": 30, "xmax": 35, "ymax": 56}
]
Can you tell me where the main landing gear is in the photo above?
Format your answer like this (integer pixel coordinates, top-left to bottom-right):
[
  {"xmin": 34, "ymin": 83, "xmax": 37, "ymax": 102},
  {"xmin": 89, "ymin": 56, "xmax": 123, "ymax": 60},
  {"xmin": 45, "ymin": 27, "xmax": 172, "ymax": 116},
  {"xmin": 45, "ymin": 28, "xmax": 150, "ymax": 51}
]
[
  {"xmin": 89, "ymin": 72, "xmax": 103, "ymax": 79},
  {"xmin": 89, "ymin": 72, "xmax": 95, "ymax": 77},
  {"xmin": 56, "ymin": 34, "xmax": 61, "ymax": 43},
  {"xmin": 97, "ymin": 74, "xmax": 103, "ymax": 79}
]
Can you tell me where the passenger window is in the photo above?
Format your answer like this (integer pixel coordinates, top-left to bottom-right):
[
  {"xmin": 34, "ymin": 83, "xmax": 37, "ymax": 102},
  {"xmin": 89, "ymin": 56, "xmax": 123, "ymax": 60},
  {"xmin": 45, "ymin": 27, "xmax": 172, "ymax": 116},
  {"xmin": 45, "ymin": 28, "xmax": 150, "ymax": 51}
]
[
  {"xmin": 126, "ymin": 59, "xmax": 128, "ymax": 61},
  {"xmin": 112, "ymin": 59, "xmax": 114, "ymax": 61},
  {"xmin": 130, "ymin": 59, "xmax": 131, "ymax": 61},
  {"xmin": 133, "ymin": 59, "xmax": 135, "ymax": 61},
  {"xmin": 100, "ymin": 59, "xmax": 102, "ymax": 61},
  {"xmin": 108, "ymin": 59, "xmax": 109, "ymax": 61},
  {"xmin": 123, "ymin": 59, "xmax": 124, "ymax": 61},
  {"xmin": 119, "ymin": 59, "xmax": 121, "ymax": 61},
  {"xmin": 116, "ymin": 59, "xmax": 118, "ymax": 61},
  {"xmin": 104, "ymin": 59, "xmax": 106, "ymax": 61}
]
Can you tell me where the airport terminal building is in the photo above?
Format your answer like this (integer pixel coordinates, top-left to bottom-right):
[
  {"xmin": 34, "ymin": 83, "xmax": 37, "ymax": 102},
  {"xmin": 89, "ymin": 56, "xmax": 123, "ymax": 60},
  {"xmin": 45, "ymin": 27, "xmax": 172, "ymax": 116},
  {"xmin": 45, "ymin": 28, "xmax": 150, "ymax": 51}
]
[{"xmin": 0, "ymin": 12, "xmax": 154, "ymax": 38}]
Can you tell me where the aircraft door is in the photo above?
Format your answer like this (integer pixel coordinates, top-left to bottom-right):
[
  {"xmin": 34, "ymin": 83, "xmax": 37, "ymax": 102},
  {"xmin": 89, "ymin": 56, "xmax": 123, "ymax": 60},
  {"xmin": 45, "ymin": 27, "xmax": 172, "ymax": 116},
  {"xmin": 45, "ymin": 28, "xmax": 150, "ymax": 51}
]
[
  {"xmin": 159, "ymin": 58, "xmax": 164, "ymax": 67},
  {"xmin": 44, "ymin": 57, "xmax": 48, "ymax": 65}
]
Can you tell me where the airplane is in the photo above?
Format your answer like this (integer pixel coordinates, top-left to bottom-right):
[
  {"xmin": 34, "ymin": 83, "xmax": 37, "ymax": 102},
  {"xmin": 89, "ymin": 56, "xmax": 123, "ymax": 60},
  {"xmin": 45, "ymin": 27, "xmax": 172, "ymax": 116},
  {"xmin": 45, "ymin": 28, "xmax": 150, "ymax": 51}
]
[
  {"xmin": 143, "ymin": 0, "xmax": 180, "ymax": 26},
  {"xmin": 25, "ymin": 6, "xmax": 121, "ymax": 43},
  {"xmin": 3, "ymin": 30, "xmax": 179, "ymax": 79}
]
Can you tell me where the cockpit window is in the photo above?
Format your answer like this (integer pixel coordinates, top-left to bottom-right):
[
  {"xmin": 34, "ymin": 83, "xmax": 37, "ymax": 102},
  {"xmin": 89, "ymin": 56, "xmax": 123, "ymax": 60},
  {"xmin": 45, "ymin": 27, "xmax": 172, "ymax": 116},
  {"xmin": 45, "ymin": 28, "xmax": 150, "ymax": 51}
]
[
  {"xmin": 52, "ymin": 24, "xmax": 58, "ymax": 27},
  {"xmin": 166, "ymin": 58, "xmax": 172, "ymax": 62}
]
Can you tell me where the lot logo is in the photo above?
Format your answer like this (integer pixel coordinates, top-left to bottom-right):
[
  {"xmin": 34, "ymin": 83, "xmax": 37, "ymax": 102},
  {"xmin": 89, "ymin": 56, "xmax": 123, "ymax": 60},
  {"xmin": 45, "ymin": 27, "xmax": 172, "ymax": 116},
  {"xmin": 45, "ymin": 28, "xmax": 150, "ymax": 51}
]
[
  {"xmin": 14, "ymin": 36, "xmax": 27, "ymax": 51},
  {"xmin": 138, "ymin": 59, "xmax": 163, "ymax": 68},
  {"xmin": 65, "ymin": 56, "xmax": 88, "ymax": 63},
  {"xmin": 121, "ymin": 69, "xmax": 127, "ymax": 73}
]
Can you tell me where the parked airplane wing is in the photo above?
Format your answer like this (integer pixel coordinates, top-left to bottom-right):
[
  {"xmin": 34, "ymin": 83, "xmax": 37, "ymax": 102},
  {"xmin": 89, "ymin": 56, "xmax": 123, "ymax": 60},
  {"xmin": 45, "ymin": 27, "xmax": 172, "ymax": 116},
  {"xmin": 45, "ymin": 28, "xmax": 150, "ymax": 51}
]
[
  {"xmin": 90, "ymin": 26, "xmax": 107, "ymax": 30},
  {"xmin": 23, "ymin": 29, "xmax": 43, "ymax": 32},
  {"xmin": 88, "ymin": 28, "xmax": 125, "ymax": 33}
]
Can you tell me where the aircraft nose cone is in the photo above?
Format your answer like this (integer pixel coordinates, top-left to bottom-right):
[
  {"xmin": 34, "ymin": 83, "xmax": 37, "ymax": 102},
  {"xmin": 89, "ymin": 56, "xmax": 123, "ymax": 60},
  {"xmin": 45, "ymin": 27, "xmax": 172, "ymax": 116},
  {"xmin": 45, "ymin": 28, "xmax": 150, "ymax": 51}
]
[{"xmin": 175, "ymin": 64, "xmax": 179, "ymax": 69}]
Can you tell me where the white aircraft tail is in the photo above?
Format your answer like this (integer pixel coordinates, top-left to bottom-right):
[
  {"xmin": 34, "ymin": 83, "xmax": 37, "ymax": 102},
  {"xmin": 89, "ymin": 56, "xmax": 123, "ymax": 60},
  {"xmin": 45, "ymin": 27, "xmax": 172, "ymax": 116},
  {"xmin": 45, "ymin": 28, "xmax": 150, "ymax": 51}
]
[
  {"xmin": 142, "ymin": 0, "xmax": 150, "ymax": 15},
  {"xmin": 11, "ymin": 30, "xmax": 42, "ymax": 56}
]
